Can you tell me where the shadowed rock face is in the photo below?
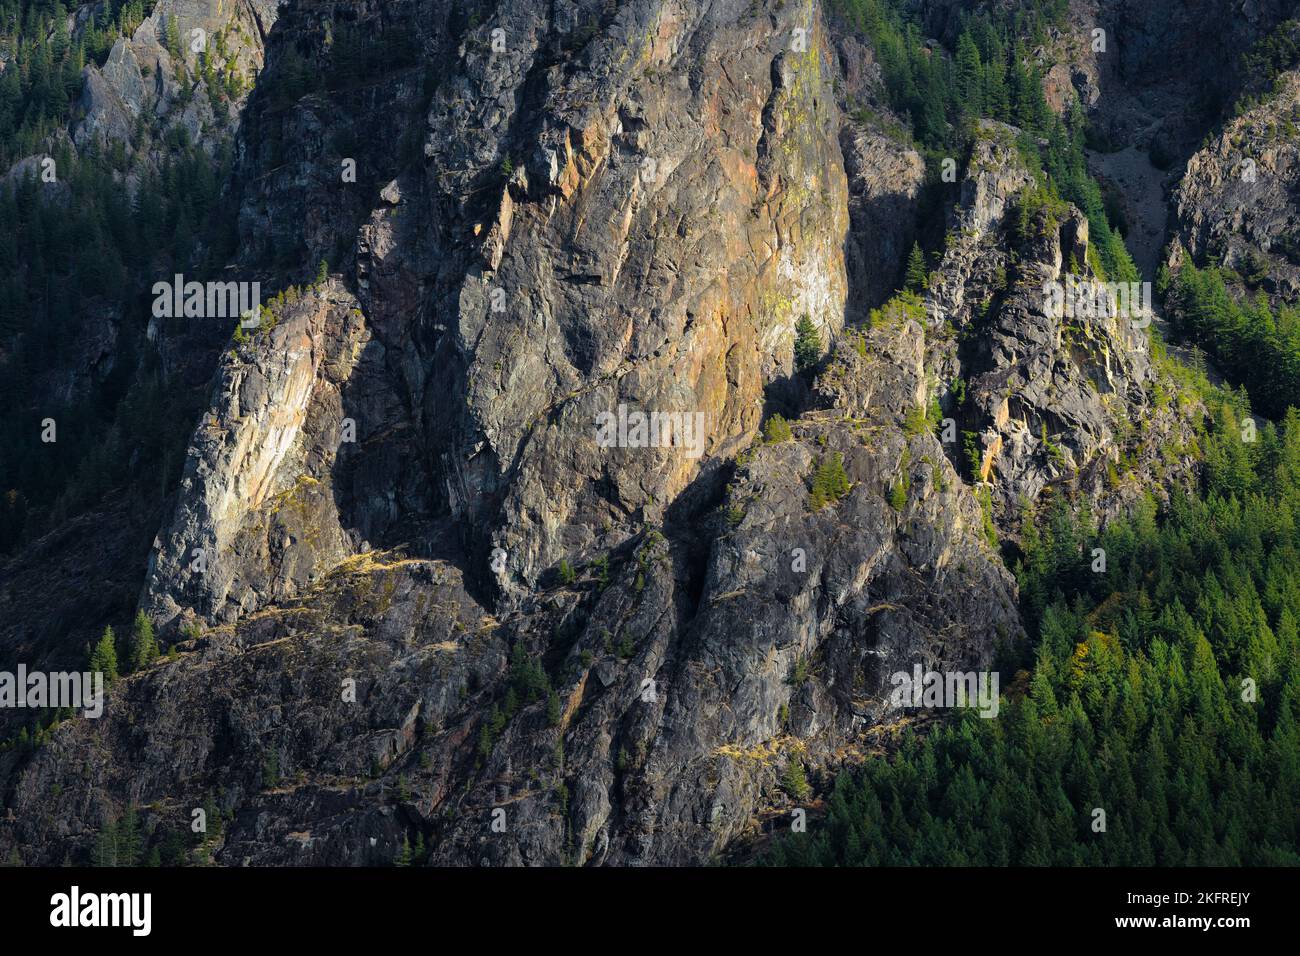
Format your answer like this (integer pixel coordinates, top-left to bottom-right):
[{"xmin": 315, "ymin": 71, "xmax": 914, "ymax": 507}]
[
  {"xmin": 1030, "ymin": 0, "xmax": 1291, "ymax": 152},
  {"xmin": 74, "ymin": 0, "xmax": 279, "ymax": 159},
  {"xmin": 0, "ymin": 0, "xmax": 284, "ymax": 733},
  {"xmin": 143, "ymin": 0, "xmax": 851, "ymax": 627},
  {"xmin": 1171, "ymin": 68, "xmax": 1300, "ymax": 303},
  {"xmin": 1, "ymin": 1, "xmax": 1202, "ymax": 866}
]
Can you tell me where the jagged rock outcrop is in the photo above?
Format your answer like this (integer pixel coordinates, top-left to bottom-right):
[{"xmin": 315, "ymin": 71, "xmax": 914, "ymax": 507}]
[
  {"xmin": 840, "ymin": 125, "xmax": 926, "ymax": 318},
  {"xmin": 145, "ymin": 0, "xmax": 851, "ymax": 624},
  {"xmin": 2, "ymin": 0, "xmax": 1023, "ymax": 867},
  {"xmin": 143, "ymin": 281, "xmax": 369, "ymax": 628},
  {"xmin": 1171, "ymin": 67, "xmax": 1300, "ymax": 302},
  {"xmin": 924, "ymin": 123, "xmax": 1198, "ymax": 533},
  {"xmin": 72, "ymin": 0, "xmax": 278, "ymax": 160},
  {"xmin": 0, "ymin": 0, "xmax": 1207, "ymax": 868},
  {"xmin": 2, "ymin": 305, "xmax": 1024, "ymax": 867}
]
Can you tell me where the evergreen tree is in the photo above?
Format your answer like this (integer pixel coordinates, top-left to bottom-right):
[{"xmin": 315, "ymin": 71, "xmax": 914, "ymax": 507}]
[
  {"xmin": 782, "ymin": 758, "xmax": 811, "ymax": 802},
  {"xmin": 955, "ymin": 31, "xmax": 984, "ymax": 118},
  {"xmin": 128, "ymin": 611, "xmax": 159, "ymax": 671},
  {"xmin": 904, "ymin": 241, "xmax": 927, "ymax": 292},
  {"xmin": 89, "ymin": 626, "xmax": 119, "ymax": 682},
  {"xmin": 793, "ymin": 314, "xmax": 822, "ymax": 372}
]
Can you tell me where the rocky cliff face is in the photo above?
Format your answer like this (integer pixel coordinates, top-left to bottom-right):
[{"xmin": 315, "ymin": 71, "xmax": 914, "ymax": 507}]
[
  {"xmin": 1033, "ymin": 0, "xmax": 1291, "ymax": 152},
  {"xmin": 0, "ymin": 0, "xmax": 1205, "ymax": 866},
  {"xmin": 73, "ymin": 0, "xmax": 278, "ymax": 161},
  {"xmin": 919, "ymin": 124, "xmax": 1196, "ymax": 536},
  {"xmin": 143, "ymin": 0, "xmax": 852, "ymax": 628},
  {"xmin": 1171, "ymin": 66, "xmax": 1300, "ymax": 302}
]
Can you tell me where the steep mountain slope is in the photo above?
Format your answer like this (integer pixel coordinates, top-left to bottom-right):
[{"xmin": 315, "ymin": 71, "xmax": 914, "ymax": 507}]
[
  {"xmin": 1171, "ymin": 64, "xmax": 1300, "ymax": 302},
  {"xmin": 0, "ymin": 0, "xmax": 279, "ymax": 741},
  {"xmin": 0, "ymin": 0, "xmax": 1248, "ymax": 867}
]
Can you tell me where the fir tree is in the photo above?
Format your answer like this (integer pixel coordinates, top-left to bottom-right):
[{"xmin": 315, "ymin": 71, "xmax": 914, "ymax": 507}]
[
  {"xmin": 89, "ymin": 626, "xmax": 119, "ymax": 682},
  {"xmin": 782, "ymin": 758, "xmax": 810, "ymax": 802},
  {"xmin": 904, "ymin": 242, "xmax": 927, "ymax": 292},
  {"xmin": 128, "ymin": 611, "xmax": 159, "ymax": 671},
  {"xmin": 793, "ymin": 314, "xmax": 822, "ymax": 372}
]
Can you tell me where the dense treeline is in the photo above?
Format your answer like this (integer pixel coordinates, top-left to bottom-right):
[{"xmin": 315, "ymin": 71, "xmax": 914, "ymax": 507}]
[
  {"xmin": 0, "ymin": 132, "xmax": 234, "ymax": 553},
  {"xmin": 832, "ymin": 0, "xmax": 1138, "ymax": 283},
  {"xmin": 1164, "ymin": 262, "xmax": 1300, "ymax": 420},
  {"xmin": 1234, "ymin": 19, "xmax": 1300, "ymax": 115},
  {"xmin": 0, "ymin": 1, "xmax": 156, "ymax": 166},
  {"xmin": 764, "ymin": 399, "xmax": 1300, "ymax": 865}
]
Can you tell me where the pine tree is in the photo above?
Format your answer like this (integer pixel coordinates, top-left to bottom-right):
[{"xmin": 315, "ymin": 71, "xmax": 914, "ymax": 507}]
[
  {"xmin": 809, "ymin": 453, "xmax": 851, "ymax": 511},
  {"xmin": 92, "ymin": 819, "xmax": 119, "ymax": 867},
  {"xmin": 763, "ymin": 413, "xmax": 793, "ymax": 443},
  {"xmin": 118, "ymin": 805, "xmax": 141, "ymax": 866},
  {"xmin": 955, "ymin": 31, "xmax": 984, "ymax": 117},
  {"xmin": 793, "ymin": 314, "xmax": 821, "ymax": 372},
  {"xmin": 782, "ymin": 758, "xmax": 811, "ymax": 801},
  {"xmin": 89, "ymin": 626, "xmax": 119, "ymax": 682},
  {"xmin": 164, "ymin": 15, "xmax": 183, "ymax": 62},
  {"xmin": 128, "ymin": 610, "xmax": 159, "ymax": 671},
  {"xmin": 904, "ymin": 242, "xmax": 927, "ymax": 292}
]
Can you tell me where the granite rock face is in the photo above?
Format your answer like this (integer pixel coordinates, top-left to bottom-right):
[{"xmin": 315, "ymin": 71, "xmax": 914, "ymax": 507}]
[
  {"xmin": 142, "ymin": 0, "xmax": 852, "ymax": 624},
  {"xmin": 0, "ymin": 1, "xmax": 1202, "ymax": 866},
  {"xmin": 1171, "ymin": 68, "xmax": 1300, "ymax": 303},
  {"xmin": 922, "ymin": 124, "xmax": 1199, "ymax": 535},
  {"xmin": 72, "ymin": 0, "xmax": 278, "ymax": 159},
  {"xmin": 142, "ymin": 281, "xmax": 368, "ymax": 629}
]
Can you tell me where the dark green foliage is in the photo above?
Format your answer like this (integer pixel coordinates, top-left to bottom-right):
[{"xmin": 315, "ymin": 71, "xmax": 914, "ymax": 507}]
[
  {"xmin": 128, "ymin": 610, "xmax": 159, "ymax": 671},
  {"xmin": 1166, "ymin": 262, "xmax": 1300, "ymax": 420},
  {"xmin": 89, "ymin": 626, "xmax": 119, "ymax": 682},
  {"xmin": 326, "ymin": 22, "xmax": 420, "ymax": 93},
  {"xmin": 481, "ymin": 643, "xmax": 555, "ymax": 756},
  {"xmin": 782, "ymin": 758, "xmax": 811, "ymax": 802},
  {"xmin": 831, "ymin": 0, "xmax": 1137, "ymax": 284},
  {"xmin": 904, "ymin": 241, "xmax": 927, "ymax": 292},
  {"xmin": 1235, "ymin": 20, "xmax": 1300, "ymax": 115},
  {"xmin": 808, "ymin": 452, "xmax": 851, "ymax": 511},
  {"xmin": 765, "ymin": 400, "xmax": 1300, "ymax": 866},
  {"xmin": 961, "ymin": 430, "xmax": 983, "ymax": 482},
  {"xmin": 0, "ymin": 137, "xmax": 236, "ymax": 553},
  {"xmin": 590, "ymin": 554, "xmax": 610, "ymax": 591},
  {"xmin": 92, "ymin": 804, "xmax": 141, "ymax": 867},
  {"xmin": 200, "ymin": 791, "xmax": 222, "ymax": 843},
  {"xmin": 794, "ymin": 314, "xmax": 822, "ymax": 372},
  {"xmin": 557, "ymin": 559, "xmax": 576, "ymax": 585},
  {"xmin": 887, "ymin": 477, "xmax": 908, "ymax": 511},
  {"xmin": 901, "ymin": 403, "xmax": 930, "ymax": 436},
  {"xmin": 507, "ymin": 642, "xmax": 551, "ymax": 704},
  {"xmin": 763, "ymin": 412, "xmax": 793, "ymax": 443},
  {"xmin": 261, "ymin": 750, "xmax": 280, "ymax": 789}
]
